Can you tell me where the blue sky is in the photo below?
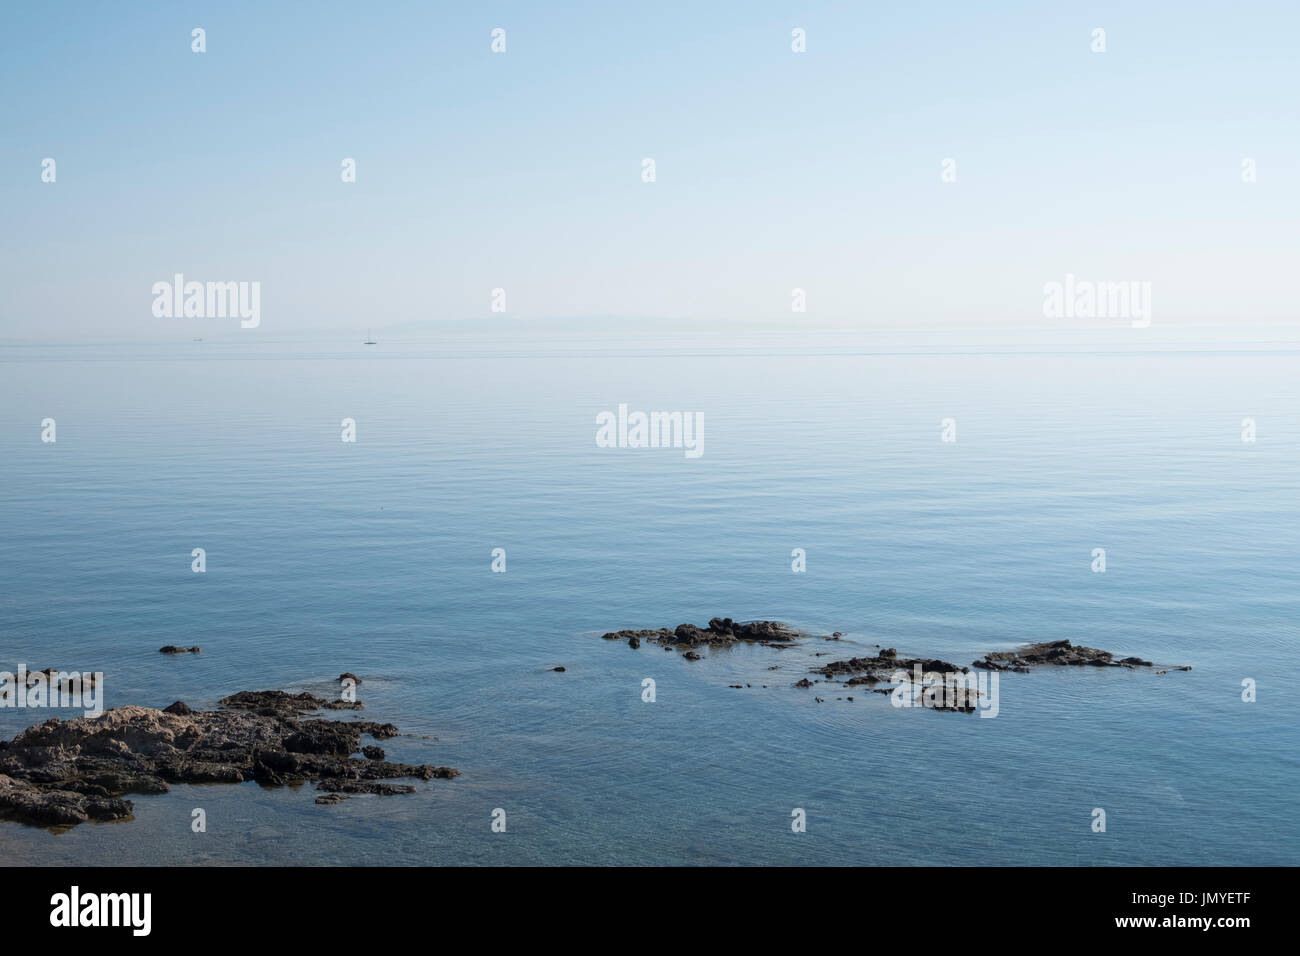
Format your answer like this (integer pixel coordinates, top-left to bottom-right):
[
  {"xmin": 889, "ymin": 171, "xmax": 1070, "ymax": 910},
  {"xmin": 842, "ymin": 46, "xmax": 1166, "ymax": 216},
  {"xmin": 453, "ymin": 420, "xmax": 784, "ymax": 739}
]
[{"xmin": 2, "ymin": 0, "xmax": 1297, "ymax": 338}]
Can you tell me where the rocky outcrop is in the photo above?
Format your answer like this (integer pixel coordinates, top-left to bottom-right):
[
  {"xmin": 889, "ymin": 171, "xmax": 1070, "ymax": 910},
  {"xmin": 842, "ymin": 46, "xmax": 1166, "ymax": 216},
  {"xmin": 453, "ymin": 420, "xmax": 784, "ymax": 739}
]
[
  {"xmin": 817, "ymin": 652, "xmax": 966, "ymax": 682},
  {"xmin": 597, "ymin": 620, "xmax": 1182, "ymax": 714},
  {"xmin": 805, "ymin": 651, "xmax": 982, "ymax": 712},
  {"xmin": 0, "ymin": 774, "xmax": 133, "ymax": 827},
  {"xmin": 601, "ymin": 618, "xmax": 802, "ymax": 654},
  {"xmin": 0, "ymin": 691, "xmax": 457, "ymax": 828},
  {"xmin": 974, "ymin": 639, "xmax": 1155, "ymax": 670}
]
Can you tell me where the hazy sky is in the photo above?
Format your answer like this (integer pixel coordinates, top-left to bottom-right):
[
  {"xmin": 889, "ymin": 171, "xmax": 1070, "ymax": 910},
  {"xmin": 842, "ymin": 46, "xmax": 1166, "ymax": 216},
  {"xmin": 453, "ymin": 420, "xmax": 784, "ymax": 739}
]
[{"xmin": 2, "ymin": 1, "xmax": 1297, "ymax": 339}]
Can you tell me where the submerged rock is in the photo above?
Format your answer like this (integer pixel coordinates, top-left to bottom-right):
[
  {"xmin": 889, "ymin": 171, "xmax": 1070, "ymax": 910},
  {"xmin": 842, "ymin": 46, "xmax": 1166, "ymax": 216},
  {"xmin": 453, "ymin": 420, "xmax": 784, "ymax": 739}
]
[
  {"xmin": 220, "ymin": 689, "xmax": 364, "ymax": 715},
  {"xmin": 804, "ymin": 651, "xmax": 982, "ymax": 711},
  {"xmin": 816, "ymin": 651, "xmax": 985, "ymax": 712},
  {"xmin": 159, "ymin": 645, "xmax": 201, "ymax": 654},
  {"xmin": 316, "ymin": 779, "xmax": 417, "ymax": 795},
  {"xmin": 0, "ymin": 691, "xmax": 456, "ymax": 829}
]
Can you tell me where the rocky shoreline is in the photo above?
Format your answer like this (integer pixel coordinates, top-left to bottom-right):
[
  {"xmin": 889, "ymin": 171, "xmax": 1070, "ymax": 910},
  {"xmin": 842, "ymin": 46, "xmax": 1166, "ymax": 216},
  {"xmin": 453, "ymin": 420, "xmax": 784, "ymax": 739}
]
[
  {"xmin": 0, "ymin": 623, "xmax": 1189, "ymax": 827},
  {"xmin": 0, "ymin": 688, "xmax": 457, "ymax": 829}
]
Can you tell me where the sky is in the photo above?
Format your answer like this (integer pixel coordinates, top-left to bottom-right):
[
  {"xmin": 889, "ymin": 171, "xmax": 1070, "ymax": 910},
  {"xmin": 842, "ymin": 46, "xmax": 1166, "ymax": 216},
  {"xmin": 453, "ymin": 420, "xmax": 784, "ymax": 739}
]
[{"xmin": 1, "ymin": 0, "xmax": 1297, "ymax": 340}]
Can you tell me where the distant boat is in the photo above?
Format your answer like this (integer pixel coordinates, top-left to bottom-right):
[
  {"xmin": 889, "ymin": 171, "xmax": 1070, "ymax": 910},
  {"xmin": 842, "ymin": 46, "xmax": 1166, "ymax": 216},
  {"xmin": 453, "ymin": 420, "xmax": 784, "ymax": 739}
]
[{"xmin": 363, "ymin": 329, "xmax": 377, "ymax": 345}]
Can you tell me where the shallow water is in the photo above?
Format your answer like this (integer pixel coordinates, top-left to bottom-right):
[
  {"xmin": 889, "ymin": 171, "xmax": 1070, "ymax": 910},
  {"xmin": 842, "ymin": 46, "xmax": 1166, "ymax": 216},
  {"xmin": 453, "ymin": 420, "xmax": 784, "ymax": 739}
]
[{"xmin": 1, "ymin": 327, "xmax": 1296, "ymax": 865}]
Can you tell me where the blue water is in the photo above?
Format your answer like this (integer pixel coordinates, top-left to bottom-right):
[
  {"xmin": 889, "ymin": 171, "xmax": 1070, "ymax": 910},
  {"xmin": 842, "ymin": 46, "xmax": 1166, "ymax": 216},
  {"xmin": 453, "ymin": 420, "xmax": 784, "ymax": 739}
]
[{"xmin": 1, "ymin": 328, "xmax": 1296, "ymax": 865}]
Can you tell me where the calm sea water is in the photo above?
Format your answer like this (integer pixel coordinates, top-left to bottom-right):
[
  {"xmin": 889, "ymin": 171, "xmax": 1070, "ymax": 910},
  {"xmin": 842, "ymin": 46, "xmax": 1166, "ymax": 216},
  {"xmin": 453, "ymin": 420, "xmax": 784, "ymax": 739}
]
[{"xmin": 1, "ymin": 327, "xmax": 1296, "ymax": 865}]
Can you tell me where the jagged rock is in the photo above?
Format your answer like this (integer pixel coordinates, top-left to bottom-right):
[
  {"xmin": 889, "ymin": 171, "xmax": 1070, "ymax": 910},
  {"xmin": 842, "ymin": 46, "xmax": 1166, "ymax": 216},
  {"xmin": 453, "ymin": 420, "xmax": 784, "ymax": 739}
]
[
  {"xmin": 799, "ymin": 650, "xmax": 983, "ymax": 713},
  {"xmin": 600, "ymin": 618, "xmax": 803, "ymax": 655},
  {"xmin": 974, "ymin": 640, "xmax": 1162, "ymax": 670},
  {"xmin": 816, "ymin": 653, "xmax": 966, "ymax": 681},
  {"xmin": 0, "ymin": 692, "xmax": 455, "ymax": 829},
  {"xmin": 0, "ymin": 774, "xmax": 133, "ymax": 826},
  {"xmin": 674, "ymin": 623, "xmax": 707, "ymax": 644}
]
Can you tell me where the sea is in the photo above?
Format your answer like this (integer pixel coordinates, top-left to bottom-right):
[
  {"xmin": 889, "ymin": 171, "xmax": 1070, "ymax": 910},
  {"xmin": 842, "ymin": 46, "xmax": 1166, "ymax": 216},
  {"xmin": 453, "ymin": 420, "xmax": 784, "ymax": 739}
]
[{"xmin": 1, "ymin": 324, "xmax": 1296, "ymax": 865}]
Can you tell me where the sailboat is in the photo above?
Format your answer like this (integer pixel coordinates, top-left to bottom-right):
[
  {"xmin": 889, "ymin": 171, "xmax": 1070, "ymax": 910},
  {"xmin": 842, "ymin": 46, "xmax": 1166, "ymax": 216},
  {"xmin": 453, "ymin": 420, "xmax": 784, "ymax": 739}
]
[{"xmin": 363, "ymin": 329, "xmax": 377, "ymax": 345}]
